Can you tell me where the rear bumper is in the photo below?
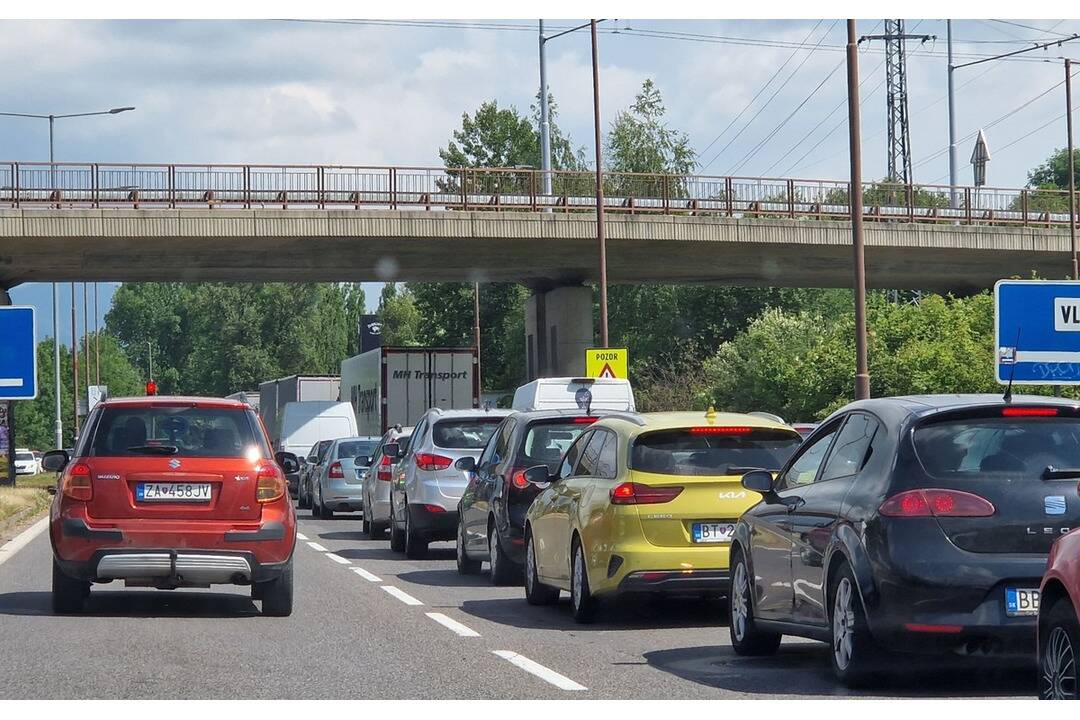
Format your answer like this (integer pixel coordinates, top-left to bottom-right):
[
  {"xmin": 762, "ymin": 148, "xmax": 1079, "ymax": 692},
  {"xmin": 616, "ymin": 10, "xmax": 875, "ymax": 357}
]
[
  {"xmin": 598, "ymin": 543, "xmax": 732, "ymax": 595},
  {"xmin": 324, "ymin": 482, "xmax": 364, "ymax": 512},
  {"xmin": 407, "ymin": 503, "xmax": 457, "ymax": 541},
  {"xmin": 617, "ymin": 569, "xmax": 730, "ymax": 594},
  {"xmin": 56, "ymin": 548, "xmax": 289, "ymax": 586}
]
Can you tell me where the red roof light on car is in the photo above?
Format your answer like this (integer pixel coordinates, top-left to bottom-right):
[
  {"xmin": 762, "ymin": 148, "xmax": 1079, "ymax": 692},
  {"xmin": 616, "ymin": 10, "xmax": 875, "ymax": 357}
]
[
  {"xmin": 690, "ymin": 426, "xmax": 752, "ymax": 435},
  {"xmin": 573, "ymin": 417, "xmax": 599, "ymax": 424},
  {"xmin": 1001, "ymin": 406, "xmax": 1058, "ymax": 417}
]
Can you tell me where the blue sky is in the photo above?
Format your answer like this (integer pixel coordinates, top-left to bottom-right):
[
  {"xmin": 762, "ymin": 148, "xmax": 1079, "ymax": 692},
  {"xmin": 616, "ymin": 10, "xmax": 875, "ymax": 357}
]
[{"xmin": 6, "ymin": 18, "xmax": 1080, "ymax": 343}]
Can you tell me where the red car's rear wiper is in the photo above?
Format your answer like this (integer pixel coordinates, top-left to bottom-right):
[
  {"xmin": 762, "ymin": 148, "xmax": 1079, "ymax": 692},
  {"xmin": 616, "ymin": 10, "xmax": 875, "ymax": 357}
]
[
  {"xmin": 1042, "ymin": 466, "xmax": 1080, "ymax": 480},
  {"xmin": 127, "ymin": 445, "xmax": 180, "ymax": 455}
]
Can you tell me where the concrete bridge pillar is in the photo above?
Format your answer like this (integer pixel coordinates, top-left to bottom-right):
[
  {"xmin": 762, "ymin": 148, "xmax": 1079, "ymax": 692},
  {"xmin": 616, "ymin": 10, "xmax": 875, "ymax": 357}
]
[{"xmin": 525, "ymin": 285, "xmax": 594, "ymax": 380}]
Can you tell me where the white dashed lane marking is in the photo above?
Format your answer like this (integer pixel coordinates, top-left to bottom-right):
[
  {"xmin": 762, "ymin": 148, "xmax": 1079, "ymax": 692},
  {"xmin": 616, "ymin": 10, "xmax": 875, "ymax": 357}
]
[
  {"xmin": 306, "ymin": 542, "xmax": 328, "ymax": 552},
  {"xmin": 491, "ymin": 650, "xmax": 588, "ymax": 692},
  {"xmin": 295, "ymin": 532, "xmax": 308, "ymax": 541},
  {"xmin": 351, "ymin": 567, "xmax": 381, "ymax": 582},
  {"xmin": 326, "ymin": 553, "xmax": 350, "ymax": 565},
  {"xmin": 380, "ymin": 585, "xmax": 424, "ymax": 606},
  {"xmin": 426, "ymin": 612, "xmax": 480, "ymax": 637}
]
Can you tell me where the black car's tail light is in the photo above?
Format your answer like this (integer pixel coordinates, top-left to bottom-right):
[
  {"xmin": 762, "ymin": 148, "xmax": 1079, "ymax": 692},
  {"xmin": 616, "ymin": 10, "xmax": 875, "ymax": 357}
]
[
  {"xmin": 879, "ymin": 489, "xmax": 995, "ymax": 518},
  {"xmin": 610, "ymin": 482, "xmax": 683, "ymax": 505}
]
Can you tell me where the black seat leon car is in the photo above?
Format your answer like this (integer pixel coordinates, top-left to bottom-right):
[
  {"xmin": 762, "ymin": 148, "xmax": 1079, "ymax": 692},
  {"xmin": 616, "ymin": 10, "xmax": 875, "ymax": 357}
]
[{"xmin": 728, "ymin": 394, "xmax": 1080, "ymax": 686}]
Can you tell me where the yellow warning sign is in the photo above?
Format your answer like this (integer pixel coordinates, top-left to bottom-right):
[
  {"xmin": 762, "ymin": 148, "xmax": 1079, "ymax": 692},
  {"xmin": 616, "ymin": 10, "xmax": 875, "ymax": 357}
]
[{"xmin": 585, "ymin": 348, "xmax": 629, "ymax": 379}]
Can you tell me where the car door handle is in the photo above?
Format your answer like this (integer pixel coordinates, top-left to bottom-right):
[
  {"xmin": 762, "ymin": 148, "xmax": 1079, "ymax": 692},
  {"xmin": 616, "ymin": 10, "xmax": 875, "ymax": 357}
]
[{"xmin": 783, "ymin": 496, "xmax": 805, "ymax": 513}]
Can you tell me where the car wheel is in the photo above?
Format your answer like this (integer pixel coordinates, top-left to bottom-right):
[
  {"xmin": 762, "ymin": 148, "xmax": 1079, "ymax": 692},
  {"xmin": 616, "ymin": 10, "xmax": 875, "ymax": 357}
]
[
  {"xmin": 52, "ymin": 559, "xmax": 89, "ymax": 614},
  {"xmin": 524, "ymin": 531, "xmax": 559, "ymax": 605},
  {"xmin": 1040, "ymin": 598, "xmax": 1080, "ymax": 700},
  {"xmin": 311, "ymin": 491, "xmax": 322, "ymax": 518},
  {"xmin": 488, "ymin": 521, "xmax": 519, "ymax": 586},
  {"xmin": 728, "ymin": 548, "xmax": 781, "ymax": 656},
  {"xmin": 457, "ymin": 518, "xmax": 482, "ymax": 575},
  {"xmin": 298, "ymin": 482, "xmax": 310, "ymax": 510},
  {"xmin": 257, "ymin": 558, "xmax": 294, "ymax": 617},
  {"xmin": 390, "ymin": 508, "xmax": 406, "ymax": 552},
  {"xmin": 570, "ymin": 539, "xmax": 598, "ymax": 623},
  {"xmin": 362, "ymin": 508, "xmax": 371, "ymax": 537},
  {"xmin": 404, "ymin": 504, "xmax": 428, "ymax": 559},
  {"xmin": 828, "ymin": 563, "xmax": 880, "ymax": 687}
]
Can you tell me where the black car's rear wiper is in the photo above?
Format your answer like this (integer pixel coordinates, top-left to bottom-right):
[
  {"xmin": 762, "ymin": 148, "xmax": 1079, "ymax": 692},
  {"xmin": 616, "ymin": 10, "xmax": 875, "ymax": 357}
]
[
  {"xmin": 725, "ymin": 466, "xmax": 775, "ymax": 474},
  {"xmin": 127, "ymin": 445, "xmax": 180, "ymax": 455},
  {"xmin": 1043, "ymin": 466, "xmax": 1080, "ymax": 480}
]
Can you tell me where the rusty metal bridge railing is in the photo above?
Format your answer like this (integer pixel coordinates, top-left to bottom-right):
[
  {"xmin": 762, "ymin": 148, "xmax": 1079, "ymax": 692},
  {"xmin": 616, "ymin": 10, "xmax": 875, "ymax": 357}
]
[{"xmin": 0, "ymin": 162, "xmax": 1074, "ymax": 228}]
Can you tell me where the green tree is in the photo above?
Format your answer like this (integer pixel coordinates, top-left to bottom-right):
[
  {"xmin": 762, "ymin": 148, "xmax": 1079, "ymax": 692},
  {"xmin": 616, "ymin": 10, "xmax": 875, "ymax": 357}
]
[
  {"xmin": 1014, "ymin": 148, "xmax": 1079, "ymax": 214},
  {"xmin": 377, "ymin": 283, "xmax": 421, "ymax": 346},
  {"xmin": 606, "ymin": 79, "xmax": 696, "ymax": 178}
]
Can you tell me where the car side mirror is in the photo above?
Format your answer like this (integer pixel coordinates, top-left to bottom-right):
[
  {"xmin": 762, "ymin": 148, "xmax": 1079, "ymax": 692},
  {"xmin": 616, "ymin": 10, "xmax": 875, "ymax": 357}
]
[
  {"xmin": 42, "ymin": 449, "xmax": 69, "ymax": 473},
  {"xmin": 455, "ymin": 456, "xmax": 476, "ymax": 472},
  {"xmin": 353, "ymin": 455, "xmax": 371, "ymax": 468},
  {"xmin": 523, "ymin": 465, "xmax": 553, "ymax": 487},
  {"xmin": 741, "ymin": 469, "xmax": 775, "ymax": 494},
  {"xmin": 275, "ymin": 451, "xmax": 300, "ymax": 475}
]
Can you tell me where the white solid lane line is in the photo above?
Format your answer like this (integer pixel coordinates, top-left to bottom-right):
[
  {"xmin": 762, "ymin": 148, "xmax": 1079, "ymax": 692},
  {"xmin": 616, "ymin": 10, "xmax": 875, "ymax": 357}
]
[
  {"xmin": 426, "ymin": 612, "xmax": 480, "ymax": 638},
  {"xmin": 491, "ymin": 650, "xmax": 588, "ymax": 692},
  {"xmin": 380, "ymin": 585, "xmax": 424, "ymax": 606},
  {"xmin": 326, "ymin": 553, "xmax": 350, "ymax": 565},
  {"xmin": 0, "ymin": 517, "xmax": 49, "ymax": 568},
  {"xmin": 295, "ymin": 532, "xmax": 308, "ymax": 541},
  {"xmin": 306, "ymin": 541, "xmax": 328, "ymax": 552},
  {"xmin": 351, "ymin": 567, "xmax": 381, "ymax": 582}
]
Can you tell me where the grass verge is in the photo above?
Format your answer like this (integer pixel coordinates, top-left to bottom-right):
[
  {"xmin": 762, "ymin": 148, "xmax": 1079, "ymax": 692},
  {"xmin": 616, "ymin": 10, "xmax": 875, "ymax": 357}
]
[{"xmin": 0, "ymin": 473, "xmax": 56, "ymax": 525}]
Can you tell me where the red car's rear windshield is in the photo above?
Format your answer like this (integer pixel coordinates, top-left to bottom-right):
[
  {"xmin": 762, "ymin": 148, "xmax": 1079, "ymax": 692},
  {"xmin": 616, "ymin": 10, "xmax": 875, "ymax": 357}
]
[{"xmin": 87, "ymin": 405, "xmax": 265, "ymax": 458}]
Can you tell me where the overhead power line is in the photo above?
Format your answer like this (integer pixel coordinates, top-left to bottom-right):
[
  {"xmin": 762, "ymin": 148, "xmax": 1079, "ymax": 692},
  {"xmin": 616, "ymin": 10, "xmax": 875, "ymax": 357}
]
[{"xmin": 990, "ymin": 19, "xmax": 1074, "ymax": 37}]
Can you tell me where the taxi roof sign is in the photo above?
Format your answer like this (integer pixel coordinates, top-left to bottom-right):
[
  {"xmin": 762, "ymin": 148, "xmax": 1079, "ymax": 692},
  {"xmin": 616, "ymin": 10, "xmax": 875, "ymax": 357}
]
[{"xmin": 585, "ymin": 348, "xmax": 628, "ymax": 379}]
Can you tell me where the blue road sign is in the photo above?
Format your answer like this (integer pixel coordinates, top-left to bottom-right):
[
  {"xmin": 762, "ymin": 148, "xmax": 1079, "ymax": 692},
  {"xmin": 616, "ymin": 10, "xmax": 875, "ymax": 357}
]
[
  {"xmin": 0, "ymin": 306, "xmax": 37, "ymax": 400},
  {"xmin": 995, "ymin": 280, "xmax": 1080, "ymax": 385}
]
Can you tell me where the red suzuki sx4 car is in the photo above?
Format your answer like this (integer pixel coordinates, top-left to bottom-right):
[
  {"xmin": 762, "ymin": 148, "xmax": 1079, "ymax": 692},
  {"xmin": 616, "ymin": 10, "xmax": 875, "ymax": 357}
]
[{"xmin": 43, "ymin": 396, "xmax": 299, "ymax": 616}]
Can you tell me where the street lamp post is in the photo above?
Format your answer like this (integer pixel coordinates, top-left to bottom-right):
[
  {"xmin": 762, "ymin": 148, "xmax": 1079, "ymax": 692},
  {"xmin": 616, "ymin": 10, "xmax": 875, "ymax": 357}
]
[
  {"xmin": 847, "ymin": 19, "xmax": 871, "ymax": 401},
  {"xmin": 1068, "ymin": 59, "xmax": 1078, "ymax": 281},
  {"xmin": 0, "ymin": 106, "xmax": 134, "ymax": 448}
]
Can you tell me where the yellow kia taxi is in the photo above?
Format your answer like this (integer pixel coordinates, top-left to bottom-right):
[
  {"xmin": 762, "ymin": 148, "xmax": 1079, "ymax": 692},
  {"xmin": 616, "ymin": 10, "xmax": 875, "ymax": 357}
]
[{"xmin": 522, "ymin": 410, "xmax": 802, "ymax": 622}]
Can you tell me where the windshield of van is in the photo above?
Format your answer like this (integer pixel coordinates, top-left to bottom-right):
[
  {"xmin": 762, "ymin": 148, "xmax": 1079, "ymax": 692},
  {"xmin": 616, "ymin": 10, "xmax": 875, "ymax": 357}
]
[
  {"xmin": 914, "ymin": 415, "xmax": 1080, "ymax": 477},
  {"xmin": 631, "ymin": 428, "xmax": 802, "ymax": 476},
  {"xmin": 89, "ymin": 406, "xmax": 263, "ymax": 458},
  {"xmin": 432, "ymin": 418, "xmax": 502, "ymax": 449}
]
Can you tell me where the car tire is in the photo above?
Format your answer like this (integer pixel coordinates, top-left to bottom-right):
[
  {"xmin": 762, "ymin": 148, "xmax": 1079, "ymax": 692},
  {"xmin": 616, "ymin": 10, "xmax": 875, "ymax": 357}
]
[
  {"xmin": 457, "ymin": 518, "xmax": 482, "ymax": 575},
  {"xmin": 828, "ymin": 562, "xmax": 881, "ymax": 688},
  {"xmin": 390, "ymin": 512, "xmax": 406, "ymax": 552},
  {"xmin": 311, "ymin": 492, "xmax": 322, "ymax": 519},
  {"xmin": 258, "ymin": 558, "xmax": 294, "ymax": 617},
  {"xmin": 1040, "ymin": 597, "xmax": 1080, "ymax": 700},
  {"xmin": 488, "ymin": 521, "xmax": 519, "ymax": 586},
  {"xmin": 728, "ymin": 547, "xmax": 781, "ymax": 656},
  {"xmin": 524, "ymin": 531, "xmax": 559, "ymax": 605},
  {"xmin": 52, "ymin": 559, "xmax": 89, "ymax": 615},
  {"xmin": 570, "ymin": 539, "xmax": 598, "ymax": 623},
  {"xmin": 362, "ymin": 512, "xmax": 371, "ymax": 537},
  {"xmin": 404, "ymin": 505, "xmax": 428, "ymax": 559},
  {"xmin": 298, "ymin": 483, "xmax": 310, "ymax": 510}
]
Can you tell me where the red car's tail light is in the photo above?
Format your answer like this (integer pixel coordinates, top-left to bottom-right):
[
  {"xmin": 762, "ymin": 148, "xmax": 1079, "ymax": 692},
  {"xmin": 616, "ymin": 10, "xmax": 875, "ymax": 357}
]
[
  {"xmin": 256, "ymin": 463, "xmax": 285, "ymax": 503},
  {"xmin": 61, "ymin": 462, "xmax": 93, "ymax": 501},
  {"xmin": 328, "ymin": 461, "xmax": 344, "ymax": 479},
  {"xmin": 610, "ymin": 482, "xmax": 684, "ymax": 505},
  {"xmin": 879, "ymin": 489, "xmax": 995, "ymax": 518},
  {"xmin": 415, "ymin": 453, "xmax": 452, "ymax": 471},
  {"xmin": 1001, "ymin": 406, "xmax": 1058, "ymax": 417}
]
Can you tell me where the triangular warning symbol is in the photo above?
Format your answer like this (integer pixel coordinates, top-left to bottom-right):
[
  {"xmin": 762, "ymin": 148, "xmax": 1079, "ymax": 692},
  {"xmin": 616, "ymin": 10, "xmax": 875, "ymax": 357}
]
[{"xmin": 598, "ymin": 362, "xmax": 618, "ymax": 379}]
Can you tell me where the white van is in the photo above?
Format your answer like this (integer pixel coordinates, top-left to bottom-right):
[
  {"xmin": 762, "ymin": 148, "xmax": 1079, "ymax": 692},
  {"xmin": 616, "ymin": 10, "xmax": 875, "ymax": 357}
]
[
  {"xmin": 511, "ymin": 377, "xmax": 636, "ymax": 413},
  {"xmin": 277, "ymin": 401, "xmax": 359, "ymax": 458}
]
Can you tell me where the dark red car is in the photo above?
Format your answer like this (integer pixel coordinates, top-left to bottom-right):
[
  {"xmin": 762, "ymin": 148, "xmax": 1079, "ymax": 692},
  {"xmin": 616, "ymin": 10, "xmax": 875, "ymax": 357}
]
[
  {"xmin": 44, "ymin": 396, "xmax": 299, "ymax": 616},
  {"xmin": 1039, "ymin": 527, "xmax": 1080, "ymax": 699}
]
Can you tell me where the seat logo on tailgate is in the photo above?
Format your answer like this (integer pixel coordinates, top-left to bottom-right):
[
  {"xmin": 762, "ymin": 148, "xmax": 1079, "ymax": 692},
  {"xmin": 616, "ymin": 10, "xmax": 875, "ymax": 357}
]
[{"xmin": 1045, "ymin": 496, "xmax": 1067, "ymax": 515}]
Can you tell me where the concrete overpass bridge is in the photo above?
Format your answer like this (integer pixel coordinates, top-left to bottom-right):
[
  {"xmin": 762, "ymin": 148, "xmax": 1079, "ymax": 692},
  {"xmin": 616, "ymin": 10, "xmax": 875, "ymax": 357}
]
[{"xmin": 1, "ymin": 162, "xmax": 1076, "ymax": 375}]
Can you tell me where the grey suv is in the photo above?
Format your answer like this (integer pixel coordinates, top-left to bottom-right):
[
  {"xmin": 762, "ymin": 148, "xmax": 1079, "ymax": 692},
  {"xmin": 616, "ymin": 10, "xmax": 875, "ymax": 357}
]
[{"xmin": 390, "ymin": 408, "xmax": 509, "ymax": 558}]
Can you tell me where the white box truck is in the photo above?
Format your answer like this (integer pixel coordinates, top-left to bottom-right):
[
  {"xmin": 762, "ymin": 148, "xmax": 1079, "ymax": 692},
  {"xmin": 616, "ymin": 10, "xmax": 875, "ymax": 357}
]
[
  {"xmin": 339, "ymin": 347, "xmax": 478, "ymax": 436},
  {"xmin": 258, "ymin": 375, "xmax": 341, "ymax": 447}
]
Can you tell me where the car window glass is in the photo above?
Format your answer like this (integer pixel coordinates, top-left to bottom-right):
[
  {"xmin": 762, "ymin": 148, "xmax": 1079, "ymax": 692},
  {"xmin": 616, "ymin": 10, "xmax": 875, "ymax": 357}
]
[
  {"xmin": 820, "ymin": 414, "xmax": 879, "ymax": 482},
  {"xmin": 316, "ymin": 439, "xmax": 334, "ymax": 462},
  {"xmin": 575, "ymin": 431, "xmax": 608, "ymax": 477},
  {"xmin": 558, "ymin": 431, "xmax": 591, "ymax": 479},
  {"xmin": 89, "ymin": 406, "xmax": 259, "ymax": 458},
  {"xmin": 477, "ymin": 423, "xmax": 501, "ymax": 470},
  {"xmin": 337, "ymin": 440, "xmax": 378, "ymax": 459},
  {"xmin": 409, "ymin": 419, "xmax": 428, "ymax": 455},
  {"xmin": 779, "ymin": 425, "xmax": 839, "ymax": 489},
  {"xmin": 596, "ymin": 431, "xmax": 619, "ymax": 479},
  {"xmin": 432, "ymin": 418, "xmax": 503, "ymax": 449},
  {"xmin": 914, "ymin": 415, "xmax": 1080, "ymax": 477},
  {"xmin": 519, "ymin": 420, "xmax": 595, "ymax": 473},
  {"xmin": 492, "ymin": 419, "xmax": 516, "ymax": 467}
]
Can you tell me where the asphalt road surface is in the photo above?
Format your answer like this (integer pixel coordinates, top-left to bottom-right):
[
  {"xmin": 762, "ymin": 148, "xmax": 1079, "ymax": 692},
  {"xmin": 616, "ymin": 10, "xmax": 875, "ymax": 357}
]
[{"xmin": 0, "ymin": 509, "xmax": 1040, "ymax": 699}]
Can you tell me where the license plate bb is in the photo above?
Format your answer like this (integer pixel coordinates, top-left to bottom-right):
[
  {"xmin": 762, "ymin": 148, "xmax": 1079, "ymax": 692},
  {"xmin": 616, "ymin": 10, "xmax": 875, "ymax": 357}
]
[
  {"xmin": 136, "ymin": 482, "xmax": 212, "ymax": 502},
  {"xmin": 692, "ymin": 522, "xmax": 735, "ymax": 543},
  {"xmin": 1005, "ymin": 587, "xmax": 1040, "ymax": 617}
]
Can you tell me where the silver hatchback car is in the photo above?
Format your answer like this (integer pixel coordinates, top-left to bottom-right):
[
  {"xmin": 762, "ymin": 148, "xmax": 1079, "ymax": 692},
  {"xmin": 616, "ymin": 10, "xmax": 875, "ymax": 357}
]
[
  {"xmin": 361, "ymin": 426, "xmax": 412, "ymax": 539},
  {"xmin": 311, "ymin": 436, "xmax": 381, "ymax": 519},
  {"xmin": 390, "ymin": 408, "xmax": 509, "ymax": 558}
]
